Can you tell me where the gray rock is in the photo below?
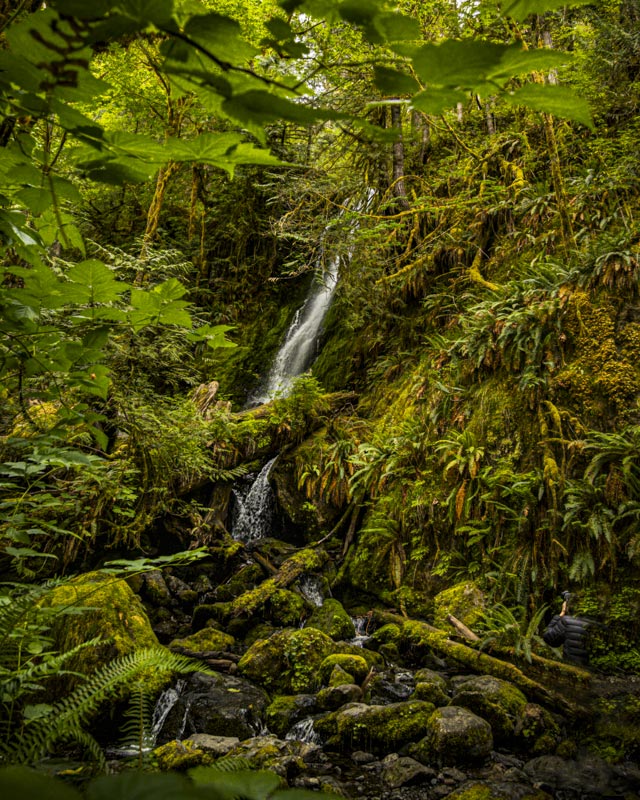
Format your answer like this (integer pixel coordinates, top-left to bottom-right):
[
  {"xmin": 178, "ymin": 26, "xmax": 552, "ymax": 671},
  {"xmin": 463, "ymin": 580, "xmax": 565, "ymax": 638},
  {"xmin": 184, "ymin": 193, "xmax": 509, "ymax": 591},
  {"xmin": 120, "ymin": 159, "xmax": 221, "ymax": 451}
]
[
  {"xmin": 185, "ymin": 734, "xmax": 240, "ymax": 756},
  {"xmin": 157, "ymin": 671, "xmax": 269, "ymax": 743},
  {"xmin": 382, "ymin": 755, "xmax": 437, "ymax": 788},
  {"xmin": 450, "ymin": 674, "xmax": 528, "ymax": 742},
  {"xmin": 412, "ymin": 705, "xmax": 493, "ymax": 766},
  {"xmin": 524, "ymin": 754, "xmax": 634, "ymax": 797},
  {"xmin": 317, "ymin": 683, "xmax": 363, "ymax": 711}
]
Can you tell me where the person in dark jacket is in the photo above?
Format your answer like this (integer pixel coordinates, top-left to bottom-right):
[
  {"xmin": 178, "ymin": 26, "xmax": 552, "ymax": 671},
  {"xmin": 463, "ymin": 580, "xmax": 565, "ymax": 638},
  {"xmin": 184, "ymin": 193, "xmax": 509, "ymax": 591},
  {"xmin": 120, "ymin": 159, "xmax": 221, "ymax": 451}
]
[{"xmin": 542, "ymin": 591, "xmax": 590, "ymax": 666}]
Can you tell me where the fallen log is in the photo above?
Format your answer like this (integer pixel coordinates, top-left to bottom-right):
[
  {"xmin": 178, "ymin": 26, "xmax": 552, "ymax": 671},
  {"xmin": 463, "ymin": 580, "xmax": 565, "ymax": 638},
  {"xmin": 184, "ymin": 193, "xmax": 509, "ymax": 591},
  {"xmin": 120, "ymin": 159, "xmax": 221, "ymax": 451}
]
[{"xmin": 373, "ymin": 611, "xmax": 591, "ymax": 719}]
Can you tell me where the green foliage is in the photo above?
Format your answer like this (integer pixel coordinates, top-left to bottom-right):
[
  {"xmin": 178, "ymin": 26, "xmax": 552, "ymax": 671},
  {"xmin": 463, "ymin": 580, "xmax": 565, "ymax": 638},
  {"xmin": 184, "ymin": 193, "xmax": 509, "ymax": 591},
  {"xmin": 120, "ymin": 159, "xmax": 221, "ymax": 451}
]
[
  {"xmin": 0, "ymin": 765, "xmax": 339, "ymax": 799},
  {"xmin": 476, "ymin": 603, "xmax": 549, "ymax": 663}
]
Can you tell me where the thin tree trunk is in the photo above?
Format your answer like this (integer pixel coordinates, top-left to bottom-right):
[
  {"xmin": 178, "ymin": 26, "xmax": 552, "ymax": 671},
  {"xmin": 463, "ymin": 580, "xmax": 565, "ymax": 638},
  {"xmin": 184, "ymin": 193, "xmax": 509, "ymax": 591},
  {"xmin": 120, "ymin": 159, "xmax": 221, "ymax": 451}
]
[{"xmin": 390, "ymin": 103, "xmax": 410, "ymax": 209}]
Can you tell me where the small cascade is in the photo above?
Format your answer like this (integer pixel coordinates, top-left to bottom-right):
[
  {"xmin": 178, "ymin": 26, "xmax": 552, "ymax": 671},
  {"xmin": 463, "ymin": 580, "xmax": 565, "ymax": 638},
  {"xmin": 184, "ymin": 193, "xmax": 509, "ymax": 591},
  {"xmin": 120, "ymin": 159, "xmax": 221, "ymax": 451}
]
[
  {"xmin": 106, "ymin": 680, "xmax": 184, "ymax": 758},
  {"xmin": 298, "ymin": 574, "xmax": 324, "ymax": 607},
  {"xmin": 350, "ymin": 616, "xmax": 372, "ymax": 648},
  {"xmin": 285, "ymin": 717, "xmax": 322, "ymax": 745},
  {"xmin": 231, "ymin": 457, "xmax": 277, "ymax": 544},
  {"xmin": 252, "ymin": 254, "xmax": 340, "ymax": 404}
]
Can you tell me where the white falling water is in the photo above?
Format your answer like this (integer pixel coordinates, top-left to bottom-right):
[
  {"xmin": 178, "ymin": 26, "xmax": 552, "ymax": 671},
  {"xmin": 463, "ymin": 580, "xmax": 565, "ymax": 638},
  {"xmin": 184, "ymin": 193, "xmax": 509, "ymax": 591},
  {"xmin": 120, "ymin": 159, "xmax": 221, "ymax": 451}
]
[
  {"xmin": 298, "ymin": 574, "xmax": 324, "ymax": 607},
  {"xmin": 231, "ymin": 457, "xmax": 277, "ymax": 543},
  {"xmin": 285, "ymin": 717, "xmax": 322, "ymax": 745},
  {"xmin": 350, "ymin": 616, "xmax": 372, "ymax": 647},
  {"xmin": 252, "ymin": 254, "xmax": 340, "ymax": 404}
]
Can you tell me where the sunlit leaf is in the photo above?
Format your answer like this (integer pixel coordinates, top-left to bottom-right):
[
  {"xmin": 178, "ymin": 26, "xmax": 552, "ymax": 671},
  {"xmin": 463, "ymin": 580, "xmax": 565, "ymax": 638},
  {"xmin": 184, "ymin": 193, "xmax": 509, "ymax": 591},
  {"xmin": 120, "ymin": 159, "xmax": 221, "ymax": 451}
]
[
  {"xmin": 506, "ymin": 83, "xmax": 594, "ymax": 128},
  {"xmin": 501, "ymin": 0, "xmax": 594, "ymax": 22}
]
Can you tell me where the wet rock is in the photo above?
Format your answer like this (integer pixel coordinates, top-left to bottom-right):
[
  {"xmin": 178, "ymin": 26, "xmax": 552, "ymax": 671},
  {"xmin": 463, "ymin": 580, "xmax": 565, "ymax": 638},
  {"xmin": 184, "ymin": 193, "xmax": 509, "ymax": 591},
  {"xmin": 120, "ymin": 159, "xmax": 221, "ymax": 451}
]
[
  {"xmin": 411, "ymin": 706, "xmax": 493, "ymax": 766},
  {"xmin": 450, "ymin": 674, "xmax": 528, "ymax": 742},
  {"xmin": 185, "ymin": 734, "xmax": 240, "ymax": 756},
  {"xmin": 157, "ymin": 671, "xmax": 269, "ymax": 743},
  {"xmin": 314, "ymin": 700, "xmax": 435, "ymax": 755},
  {"xmin": 319, "ymin": 653, "xmax": 370, "ymax": 685},
  {"xmin": 523, "ymin": 754, "xmax": 638, "ymax": 798},
  {"xmin": 153, "ymin": 739, "xmax": 211, "ymax": 770},
  {"xmin": 143, "ymin": 570, "xmax": 172, "ymax": 606},
  {"xmin": 164, "ymin": 574, "xmax": 198, "ymax": 605},
  {"xmin": 238, "ymin": 627, "xmax": 336, "ymax": 693},
  {"xmin": 514, "ymin": 703, "xmax": 560, "ymax": 754},
  {"xmin": 352, "ymin": 751, "xmax": 378, "ymax": 765},
  {"xmin": 382, "ymin": 754, "xmax": 436, "ymax": 788},
  {"xmin": 169, "ymin": 627, "xmax": 235, "ymax": 653},
  {"xmin": 317, "ymin": 683, "xmax": 363, "ymax": 711},
  {"xmin": 265, "ymin": 694, "xmax": 318, "ymax": 738},
  {"xmin": 368, "ymin": 670, "xmax": 414, "ymax": 705},
  {"xmin": 412, "ymin": 667, "xmax": 449, "ymax": 706},
  {"xmin": 306, "ymin": 598, "xmax": 356, "ymax": 641},
  {"xmin": 226, "ymin": 734, "xmax": 318, "ymax": 777}
]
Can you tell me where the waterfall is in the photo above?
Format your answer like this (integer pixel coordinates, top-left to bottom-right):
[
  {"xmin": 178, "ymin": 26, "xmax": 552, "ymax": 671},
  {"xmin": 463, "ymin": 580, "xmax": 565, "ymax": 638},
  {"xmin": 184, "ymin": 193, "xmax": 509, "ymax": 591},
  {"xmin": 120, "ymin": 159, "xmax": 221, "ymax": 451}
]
[
  {"xmin": 106, "ymin": 680, "xmax": 184, "ymax": 758},
  {"xmin": 350, "ymin": 616, "xmax": 372, "ymax": 647},
  {"xmin": 298, "ymin": 574, "xmax": 324, "ymax": 607},
  {"xmin": 251, "ymin": 253, "xmax": 340, "ymax": 405},
  {"xmin": 231, "ymin": 457, "xmax": 277, "ymax": 544},
  {"xmin": 285, "ymin": 717, "xmax": 322, "ymax": 745}
]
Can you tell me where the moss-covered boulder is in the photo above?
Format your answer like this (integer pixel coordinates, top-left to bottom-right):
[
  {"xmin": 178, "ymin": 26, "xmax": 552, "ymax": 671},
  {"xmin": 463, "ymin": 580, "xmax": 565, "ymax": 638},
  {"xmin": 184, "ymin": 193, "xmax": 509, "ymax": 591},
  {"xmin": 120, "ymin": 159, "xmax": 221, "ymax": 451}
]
[
  {"xmin": 433, "ymin": 582, "xmax": 485, "ymax": 630},
  {"xmin": 411, "ymin": 706, "xmax": 493, "ymax": 766},
  {"xmin": 153, "ymin": 739, "xmax": 212, "ymax": 770},
  {"xmin": 317, "ymin": 683, "xmax": 363, "ymax": 711},
  {"xmin": 412, "ymin": 668, "xmax": 450, "ymax": 706},
  {"xmin": 450, "ymin": 675, "xmax": 527, "ymax": 742},
  {"xmin": 306, "ymin": 598, "xmax": 356, "ymax": 641},
  {"xmin": 370, "ymin": 623, "xmax": 403, "ymax": 649},
  {"xmin": 42, "ymin": 571, "xmax": 158, "ymax": 683},
  {"xmin": 238, "ymin": 627, "xmax": 336, "ymax": 693},
  {"xmin": 265, "ymin": 694, "xmax": 318, "ymax": 739},
  {"xmin": 169, "ymin": 627, "xmax": 235, "ymax": 653},
  {"xmin": 319, "ymin": 653, "xmax": 369, "ymax": 685},
  {"xmin": 446, "ymin": 782, "xmax": 552, "ymax": 800},
  {"xmin": 515, "ymin": 703, "xmax": 560, "ymax": 755},
  {"xmin": 314, "ymin": 700, "xmax": 435, "ymax": 755},
  {"xmin": 328, "ymin": 664, "xmax": 354, "ymax": 686}
]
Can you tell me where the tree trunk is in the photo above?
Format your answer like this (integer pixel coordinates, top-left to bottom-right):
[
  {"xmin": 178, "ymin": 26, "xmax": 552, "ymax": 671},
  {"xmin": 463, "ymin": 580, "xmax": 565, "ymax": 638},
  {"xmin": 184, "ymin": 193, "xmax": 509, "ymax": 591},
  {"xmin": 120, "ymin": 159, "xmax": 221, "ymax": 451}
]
[
  {"xmin": 137, "ymin": 161, "xmax": 180, "ymax": 271},
  {"xmin": 390, "ymin": 104, "xmax": 410, "ymax": 210}
]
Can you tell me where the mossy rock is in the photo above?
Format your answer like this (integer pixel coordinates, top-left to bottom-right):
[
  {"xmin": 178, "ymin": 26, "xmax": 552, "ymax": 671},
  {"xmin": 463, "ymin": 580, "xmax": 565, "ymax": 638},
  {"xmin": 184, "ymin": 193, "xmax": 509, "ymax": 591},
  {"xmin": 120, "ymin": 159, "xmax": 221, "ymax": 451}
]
[
  {"xmin": 306, "ymin": 598, "xmax": 356, "ymax": 641},
  {"xmin": 314, "ymin": 699, "xmax": 436, "ymax": 755},
  {"xmin": 370, "ymin": 623, "xmax": 402, "ymax": 648},
  {"xmin": 433, "ymin": 582, "xmax": 485, "ymax": 630},
  {"xmin": 169, "ymin": 627, "xmax": 235, "ymax": 652},
  {"xmin": 265, "ymin": 694, "xmax": 318, "ymax": 738},
  {"xmin": 333, "ymin": 642, "xmax": 384, "ymax": 669},
  {"xmin": 412, "ymin": 673, "xmax": 449, "ymax": 707},
  {"xmin": 192, "ymin": 603, "xmax": 228, "ymax": 632},
  {"xmin": 244, "ymin": 622, "xmax": 277, "ymax": 647},
  {"xmin": 42, "ymin": 571, "xmax": 159, "ymax": 689},
  {"xmin": 317, "ymin": 683, "xmax": 363, "ymax": 711},
  {"xmin": 268, "ymin": 588, "xmax": 309, "ymax": 627},
  {"xmin": 446, "ymin": 782, "xmax": 552, "ymax": 800},
  {"xmin": 319, "ymin": 653, "xmax": 369, "ymax": 685},
  {"xmin": 328, "ymin": 664, "xmax": 354, "ymax": 686},
  {"xmin": 238, "ymin": 627, "xmax": 336, "ymax": 693},
  {"xmin": 153, "ymin": 739, "xmax": 212, "ymax": 770},
  {"xmin": 450, "ymin": 675, "xmax": 527, "ymax": 742},
  {"xmin": 412, "ymin": 706, "xmax": 493, "ymax": 766},
  {"xmin": 516, "ymin": 703, "xmax": 560, "ymax": 755},
  {"xmin": 213, "ymin": 563, "xmax": 263, "ymax": 602}
]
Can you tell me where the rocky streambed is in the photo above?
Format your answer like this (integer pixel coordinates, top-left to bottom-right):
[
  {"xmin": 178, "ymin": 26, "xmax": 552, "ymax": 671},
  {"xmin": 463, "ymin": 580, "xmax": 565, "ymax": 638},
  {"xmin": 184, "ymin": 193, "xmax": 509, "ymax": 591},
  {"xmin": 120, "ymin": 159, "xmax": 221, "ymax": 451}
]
[{"xmin": 91, "ymin": 544, "xmax": 640, "ymax": 800}]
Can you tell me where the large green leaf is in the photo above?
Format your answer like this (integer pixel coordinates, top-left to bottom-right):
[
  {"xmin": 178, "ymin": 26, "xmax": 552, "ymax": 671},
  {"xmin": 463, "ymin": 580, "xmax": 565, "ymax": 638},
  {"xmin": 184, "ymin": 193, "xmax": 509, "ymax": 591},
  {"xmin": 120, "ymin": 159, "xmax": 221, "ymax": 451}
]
[
  {"xmin": 188, "ymin": 768, "xmax": 281, "ymax": 799},
  {"xmin": 506, "ymin": 83, "xmax": 594, "ymax": 128},
  {"xmin": 86, "ymin": 771, "xmax": 197, "ymax": 800},
  {"xmin": 411, "ymin": 40, "xmax": 511, "ymax": 88},
  {"xmin": 373, "ymin": 66, "xmax": 421, "ymax": 96},
  {"xmin": 182, "ymin": 12, "xmax": 258, "ymax": 64},
  {"xmin": 411, "ymin": 88, "xmax": 467, "ymax": 115},
  {"xmin": 501, "ymin": 0, "xmax": 594, "ymax": 22},
  {"xmin": 64, "ymin": 260, "xmax": 128, "ymax": 306},
  {"xmin": 130, "ymin": 279, "xmax": 193, "ymax": 330},
  {"xmin": 115, "ymin": 0, "xmax": 175, "ymax": 26}
]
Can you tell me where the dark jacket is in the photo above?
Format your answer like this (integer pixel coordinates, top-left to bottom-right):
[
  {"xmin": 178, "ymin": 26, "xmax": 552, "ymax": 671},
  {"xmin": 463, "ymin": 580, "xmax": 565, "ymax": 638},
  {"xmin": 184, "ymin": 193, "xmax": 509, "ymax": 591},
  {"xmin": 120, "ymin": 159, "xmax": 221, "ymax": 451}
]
[{"xmin": 543, "ymin": 614, "xmax": 590, "ymax": 665}]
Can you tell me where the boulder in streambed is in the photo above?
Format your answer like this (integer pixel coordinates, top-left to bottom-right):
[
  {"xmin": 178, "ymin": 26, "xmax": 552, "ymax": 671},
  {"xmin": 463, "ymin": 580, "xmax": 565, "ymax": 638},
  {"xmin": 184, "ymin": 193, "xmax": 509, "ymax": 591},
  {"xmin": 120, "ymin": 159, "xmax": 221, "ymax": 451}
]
[
  {"xmin": 317, "ymin": 683, "xmax": 363, "ymax": 711},
  {"xmin": 450, "ymin": 675, "xmax": 528, "ymax": 742},
  {"xmin": 156, "ymin": 671, "xmax": 269, "ymax": 743},
  {"xmin": 412, "ymin": 667, "xmax": 450, "ymax": 706},
  {"xmin": 265, "ymin": 694, "xmax": 319, "ymax": 738},
  {"xmin": 411, "ymin": 705, "xmax": 493, "ymax": 766},
  {"xmin": 314, "ymin": 700, "xmax": 435, "ymax": 754},
  {"xmin": 41, "ymin": 571, "xmax": 159, "ymax": 689},
  {"xmin": 319, "ymin": 653, "xmax": 369, "ymax": 684},
  {"xmin": 238, "ymin": 627, "xmax": 335, "ymax": 693},
  {"xmin": 169, "ymin": 626, "xmax": 235, "ymax": 653},
  {"xmin": 306, "ymin": 597, "xmax": 356, "ymax": 641}
]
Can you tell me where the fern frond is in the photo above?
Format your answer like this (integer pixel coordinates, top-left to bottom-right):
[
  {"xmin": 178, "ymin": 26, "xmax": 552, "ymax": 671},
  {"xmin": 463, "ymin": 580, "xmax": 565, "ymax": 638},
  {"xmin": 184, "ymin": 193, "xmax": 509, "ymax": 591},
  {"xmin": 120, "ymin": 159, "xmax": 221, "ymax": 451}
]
[{"xmin": 1, "ymin": 647, "xmax": 205, "ymax": 766}]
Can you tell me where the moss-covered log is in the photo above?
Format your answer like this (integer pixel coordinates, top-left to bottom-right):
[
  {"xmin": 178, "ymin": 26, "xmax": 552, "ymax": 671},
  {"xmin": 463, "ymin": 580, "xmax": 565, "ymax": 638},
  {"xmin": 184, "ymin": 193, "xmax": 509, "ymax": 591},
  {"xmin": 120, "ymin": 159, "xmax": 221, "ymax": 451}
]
[{"xmin": 373, "ymin": 611, "xmax": 591, "ymax": 719}]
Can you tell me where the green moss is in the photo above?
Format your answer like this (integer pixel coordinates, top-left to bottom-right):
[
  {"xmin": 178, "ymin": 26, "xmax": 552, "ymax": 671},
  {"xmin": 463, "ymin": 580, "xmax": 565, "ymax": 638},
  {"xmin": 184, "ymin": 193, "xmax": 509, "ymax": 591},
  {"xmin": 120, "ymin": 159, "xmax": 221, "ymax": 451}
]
[
  {"xmin": 238, "ymin": 627, "xmax": 336, "ymax": 693},
  {"xmin": 265, "ymin": 695, "xmax": 316, "ymax": 738},
  {"xmin": 169, "ymin": 627, "xmax": 235, "ymax": 652},
  {"xmin": 42, "ymin": 571, "xmax": 159, "ymax": 688},
  {"xmin": 328, "ymin": 664, "xmax": 354, "ymax": 686},
  {"xmin": 306, "ymin": 598, "xmax": 356, "ymax": 641},
  {"xmin": 319, "ymin": 653, "xmax": 369, "ymax": 684},
  {"xmin": 314, "ymin": 700, "xmax": 435, "ymax": 755},
  {"xmin": 451, "ymin": 675, "xmax": 528, "ymax": 742},
  {"xmin": 153, "ymin": 739, "xmax": 212, "ymax": 770},
  {"xmin": 370, "ymin": 623, "xmax": 402, "ymax": 646},
  {"xmin": 433, "ymin": 582, "xmax": 485, "ymax": 629}
]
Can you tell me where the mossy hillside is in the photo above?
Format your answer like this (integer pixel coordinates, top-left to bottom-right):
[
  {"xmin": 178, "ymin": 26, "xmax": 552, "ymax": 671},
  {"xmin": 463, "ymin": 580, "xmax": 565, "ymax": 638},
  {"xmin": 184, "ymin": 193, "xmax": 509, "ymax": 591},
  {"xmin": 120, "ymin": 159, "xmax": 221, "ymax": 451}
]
[
  {"xmin": 42, "ymin": 571, "xmax": 159, "ymax": 685},
  {"xmin": 433, "ymin": 582, "xmax": 485, "ymax": 630},
  {"xmin": 306, "ymin": 598, "xmax": 356, "ymax": 641},
  {"xmin": 314, "ymin": 699, "xmax": 436, "ymax": 755},
  {"xmin": 238, "ymin": 627, "xmax": 336, "ymax": 693}
]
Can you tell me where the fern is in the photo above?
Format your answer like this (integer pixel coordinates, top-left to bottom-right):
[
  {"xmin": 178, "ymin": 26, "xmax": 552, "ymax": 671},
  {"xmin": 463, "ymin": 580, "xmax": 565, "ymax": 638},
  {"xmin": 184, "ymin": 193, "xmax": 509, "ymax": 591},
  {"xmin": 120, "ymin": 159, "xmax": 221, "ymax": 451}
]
[{"xmin": 0, "ymin": 647, "xmax": 206, "ymax": 767}]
